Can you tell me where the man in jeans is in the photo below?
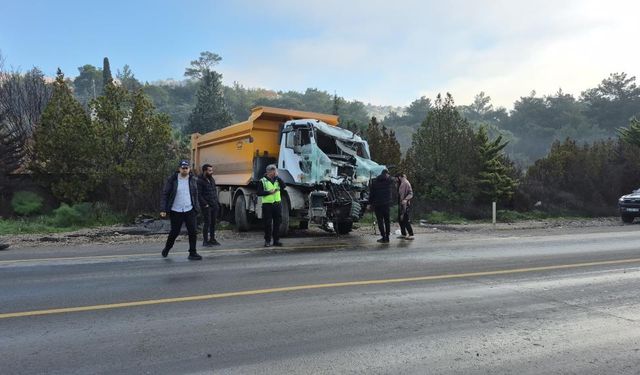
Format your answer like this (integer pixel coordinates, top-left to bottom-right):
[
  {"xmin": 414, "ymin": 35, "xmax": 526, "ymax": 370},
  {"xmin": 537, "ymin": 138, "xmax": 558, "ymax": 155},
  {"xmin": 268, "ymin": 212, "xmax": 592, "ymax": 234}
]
[
  {"xmin": 197, "ymin": 163, "xmax": 220, "ymax": 247},
  {"xmin": 160, "ymin": 160, "xmax": 202, "ymax": 260},
  {"xmin": 369, "ymin": 169, "xmax": 393, "ymax": 243},
  {"xmin": 257, "ymin": 164, "xmax": 286, "ymax": 247},
  {"xmin": 396, "ymin": 172, "xmax": 415, "ymax": 240}
]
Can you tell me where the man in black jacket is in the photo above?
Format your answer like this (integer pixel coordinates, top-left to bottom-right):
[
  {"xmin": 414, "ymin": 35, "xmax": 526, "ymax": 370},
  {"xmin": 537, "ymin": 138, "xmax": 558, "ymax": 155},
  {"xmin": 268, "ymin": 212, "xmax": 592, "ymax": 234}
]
[
  {"xmin": 257, "ymin": 164, "xmax": 287, "ymax": 247},
  {"xmin": 369, "ymin": 169, "xmax": 393, "ymax": 243},
  {"xmin": 160, "ymin": 160, "xmax": 202, "ymax": 260},
  {"xmin": 197, "ymin": 163, "xmax": 220, "ymax": 247}
]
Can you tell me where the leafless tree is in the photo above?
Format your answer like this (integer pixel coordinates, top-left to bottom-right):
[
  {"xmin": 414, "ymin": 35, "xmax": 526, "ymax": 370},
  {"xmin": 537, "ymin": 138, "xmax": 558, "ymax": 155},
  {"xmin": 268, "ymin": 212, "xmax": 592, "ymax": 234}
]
[{"xmin": 0, "ymin": 52, "xmax": 53, "ymax": 175}]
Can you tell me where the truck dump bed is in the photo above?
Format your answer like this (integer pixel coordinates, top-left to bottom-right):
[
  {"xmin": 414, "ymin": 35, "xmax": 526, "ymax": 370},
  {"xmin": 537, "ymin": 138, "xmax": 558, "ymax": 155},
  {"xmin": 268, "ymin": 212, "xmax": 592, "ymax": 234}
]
[{"xmin": 191, "ymin": 106, "xmax": 339, "ymax": 186}]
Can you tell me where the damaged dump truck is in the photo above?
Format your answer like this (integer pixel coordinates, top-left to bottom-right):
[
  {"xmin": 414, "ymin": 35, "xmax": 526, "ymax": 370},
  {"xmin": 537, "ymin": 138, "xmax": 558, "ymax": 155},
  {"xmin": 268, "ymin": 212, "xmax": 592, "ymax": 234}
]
[{"xmin": 191, "ymin": 106, "xmax": 385, "ymax": 235}]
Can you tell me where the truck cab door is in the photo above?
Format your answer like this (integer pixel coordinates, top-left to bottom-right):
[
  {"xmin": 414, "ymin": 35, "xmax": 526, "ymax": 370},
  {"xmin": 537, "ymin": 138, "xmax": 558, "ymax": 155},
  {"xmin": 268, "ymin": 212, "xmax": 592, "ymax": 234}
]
[{"xmin": 279, "ymin": 126, "xmax": 313, "ymax": 184}]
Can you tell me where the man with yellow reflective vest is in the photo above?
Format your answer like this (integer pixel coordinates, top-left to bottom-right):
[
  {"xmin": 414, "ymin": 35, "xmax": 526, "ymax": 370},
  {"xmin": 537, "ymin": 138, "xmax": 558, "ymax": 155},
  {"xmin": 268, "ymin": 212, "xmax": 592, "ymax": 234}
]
[{"xmin": 257, "ymin": 164, "xmax": 287, "ymax": 247}]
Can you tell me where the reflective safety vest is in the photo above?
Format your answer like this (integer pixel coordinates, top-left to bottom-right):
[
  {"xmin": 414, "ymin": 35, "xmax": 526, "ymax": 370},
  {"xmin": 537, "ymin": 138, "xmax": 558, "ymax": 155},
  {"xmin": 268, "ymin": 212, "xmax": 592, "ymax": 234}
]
[{"xmin": 261, "ymin": 177, "xmax": 281, "ymax": 204}]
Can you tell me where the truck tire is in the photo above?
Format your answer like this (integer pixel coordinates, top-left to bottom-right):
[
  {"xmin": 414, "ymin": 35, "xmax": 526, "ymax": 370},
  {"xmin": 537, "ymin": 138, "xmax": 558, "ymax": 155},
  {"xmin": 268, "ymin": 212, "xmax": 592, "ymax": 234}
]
[
  {"xmin": 298, "ymin": 220, "xmax": 309, "ymax": 230},
  {"xmin": 234, "ymin": 194, "xmax": 250, "ymax": 232},
  {"xmin": 279, "ymin": 194, "xmax": 290, "ymax": 237},
  {"xmin": 621, "ymin": 214, "xmax": 635, "ymax": 223},
  {"xmin": 335, "ymin": 221, "xmax": 353, "ymax": 235}
]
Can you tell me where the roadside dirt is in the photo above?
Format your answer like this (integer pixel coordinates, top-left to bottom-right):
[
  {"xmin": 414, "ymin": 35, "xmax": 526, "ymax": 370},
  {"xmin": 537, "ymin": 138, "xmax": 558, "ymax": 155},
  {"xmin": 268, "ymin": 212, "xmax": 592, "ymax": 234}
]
[{"xmin": 0, "ymin": 216, "xmax": 634, "ymax": 250}]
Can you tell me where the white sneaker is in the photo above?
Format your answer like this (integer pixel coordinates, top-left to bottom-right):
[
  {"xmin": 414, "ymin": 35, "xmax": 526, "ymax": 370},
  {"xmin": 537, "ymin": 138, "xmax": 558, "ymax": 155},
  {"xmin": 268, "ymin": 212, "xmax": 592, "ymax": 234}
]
[{"xmin": 405, "ymin": 235, "xmax": 415, "ymax": 240}]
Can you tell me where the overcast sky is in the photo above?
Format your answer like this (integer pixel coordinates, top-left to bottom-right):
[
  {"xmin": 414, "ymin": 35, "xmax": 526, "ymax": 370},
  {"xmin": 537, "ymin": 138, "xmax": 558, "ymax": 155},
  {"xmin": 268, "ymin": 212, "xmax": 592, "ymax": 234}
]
[{"xmin": 1, "ymin": 0, "xmax": 638, "ymax": 108}]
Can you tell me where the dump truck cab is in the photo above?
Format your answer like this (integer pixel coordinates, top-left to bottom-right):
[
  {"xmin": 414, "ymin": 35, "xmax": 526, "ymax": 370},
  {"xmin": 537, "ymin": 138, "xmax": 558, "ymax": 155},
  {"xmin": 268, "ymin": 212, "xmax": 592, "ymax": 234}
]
[{"xmin": 279, "ymin": 119, "xmax": 378, "ymax": 186}]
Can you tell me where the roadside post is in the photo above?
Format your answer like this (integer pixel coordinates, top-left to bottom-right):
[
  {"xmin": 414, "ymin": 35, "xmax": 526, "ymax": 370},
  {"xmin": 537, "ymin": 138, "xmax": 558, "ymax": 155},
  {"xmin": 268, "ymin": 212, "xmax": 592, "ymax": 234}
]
[{"xmin": 492, "ymin": 202, "xmax": 496, "ymax": 225}]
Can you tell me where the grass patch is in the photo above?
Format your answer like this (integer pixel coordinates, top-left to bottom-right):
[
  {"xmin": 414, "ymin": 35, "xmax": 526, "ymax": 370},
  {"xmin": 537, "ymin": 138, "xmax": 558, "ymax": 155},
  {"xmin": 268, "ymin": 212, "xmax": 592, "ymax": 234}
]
[
  {"xmin": 496, "ymin": 210, "xmax": 589, "ymax": 223},
  {"xmin": 0, "ymin": 202, "xmax": 124, "ymax": 235},
  {"xmin": 421, "ymin": 211, "xmax": 468, "ymax": 225}
]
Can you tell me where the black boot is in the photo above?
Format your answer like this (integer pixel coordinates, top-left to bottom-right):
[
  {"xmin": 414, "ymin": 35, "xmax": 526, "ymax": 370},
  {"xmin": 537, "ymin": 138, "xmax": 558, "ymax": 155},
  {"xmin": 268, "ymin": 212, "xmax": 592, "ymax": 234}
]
[
  {"xmin": 202, "ymin": 240, "xmax": 213, "ymax": 248},
  {"xmin": 161, "ymin": 247, "xmax": 170, "ymax": 257},
  {"xmin": 188, "ymin": 251, "xmax": 202, "ymax": 260}
]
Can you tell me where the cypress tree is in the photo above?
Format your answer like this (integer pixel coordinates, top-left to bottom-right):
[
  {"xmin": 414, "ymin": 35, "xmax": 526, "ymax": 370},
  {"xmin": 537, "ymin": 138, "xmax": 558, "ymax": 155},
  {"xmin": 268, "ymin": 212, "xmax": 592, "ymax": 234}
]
[{"xmin": 103, "ymin": 57, "xmax": 112, "ymax": 86}]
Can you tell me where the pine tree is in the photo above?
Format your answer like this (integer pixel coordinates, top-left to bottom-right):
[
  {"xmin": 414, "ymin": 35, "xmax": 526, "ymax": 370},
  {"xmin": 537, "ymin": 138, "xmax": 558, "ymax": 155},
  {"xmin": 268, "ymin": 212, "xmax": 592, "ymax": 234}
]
[
  {"xmin": 31, "ymin": 69, "xmax": 99, "ymax": 202},
  {"xmin": 366, "ymin": 116, "xmax": 383, "ymax": 162},
  {"xmin": 103, "ymin": 57, "xmax": 112, "ymax": 86},
  {"xmin": 403, "ymin": 93, "xmax": 479, "ymax": 205},
  {"xmin": 185, "ymin": 69, "xmax": 232, "ymax": 134},
  {"xmin": 91, "ymin": 82, "xmax": 176, "ymax": 213},
  {"xmin": 618, "ymin": 117, "xmax": 640, "ymax": 148},
  {"xmin": 116, "ymin": 64, "xmax": 142, "ymax": 92},
  {"xmin": 475, "ymin": 126, "xmax": 518, "ymax": 203},
  {"xmin": 380, "ymin": 126, "xmax": 401, "ymax": 172}
]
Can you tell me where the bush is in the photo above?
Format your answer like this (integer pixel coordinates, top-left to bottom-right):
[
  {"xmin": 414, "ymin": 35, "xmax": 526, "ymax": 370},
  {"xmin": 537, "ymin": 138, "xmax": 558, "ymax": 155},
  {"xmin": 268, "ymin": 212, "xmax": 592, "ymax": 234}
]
[
  {"xmin": 49, "ymin": 202, "xmax": 123, "ymax": 227},
  {"xmin": 11, "ymin": 191, "xmax": 44, "ymax": 216},
  {"xmin": 51, "ymin": 203, "xmax": 85, "ymax": 227},
  {"xmin": 520, "ymin": 138, "xmax": 640, "ymax": 216}
]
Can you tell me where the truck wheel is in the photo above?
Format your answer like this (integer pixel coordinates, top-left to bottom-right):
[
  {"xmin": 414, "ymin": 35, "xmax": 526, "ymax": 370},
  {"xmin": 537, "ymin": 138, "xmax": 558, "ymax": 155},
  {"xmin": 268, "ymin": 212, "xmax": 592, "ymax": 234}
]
[
  {"xmin": 335, "ymin": 221, "xmax": 353, "ymax": 235},
  {"xmin": 621, "ymin": 214, "xmax": 635, "ymax": 223},
  {"xmin": 234, "ymin": 194, "xmax": 250, "ymax": 232},
  {"xmin": 279, "ymin": 195, "xmax": 290, "ymax": 237}
]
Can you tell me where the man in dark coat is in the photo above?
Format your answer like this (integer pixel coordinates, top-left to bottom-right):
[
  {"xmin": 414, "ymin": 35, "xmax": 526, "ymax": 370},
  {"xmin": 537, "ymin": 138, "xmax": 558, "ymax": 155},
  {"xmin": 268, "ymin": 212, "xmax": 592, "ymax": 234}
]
[
  {"xmin": 369, "ymin": 168, "xmax": 393, "ymax": 243},
  {"xmin": 197, "ymin": 163, "xmax": 220, "ymax": 247},
  {"xmin": 160, "ymin": 160, "xmax": 202, "ymax": 260}
]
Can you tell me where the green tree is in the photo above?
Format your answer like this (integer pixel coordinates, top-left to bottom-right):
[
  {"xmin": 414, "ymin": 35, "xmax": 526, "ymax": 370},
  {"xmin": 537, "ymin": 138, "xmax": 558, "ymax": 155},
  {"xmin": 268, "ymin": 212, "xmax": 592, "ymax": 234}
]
[
  {"xmin": 144, "ymin": 80, "xmax": 198, "ymax": 130},
  {"xmin": 332, "ymin": 92, "xmax": 340, "ymax": 115},
  {"xmin": 31, "ymin": 69, "xmax": 99, "ymax": 202},
  {"xmin": 503, "ymin": 89, "xmax": 601, "ymax": 165},
  {"xmin": 116, "ymin": 64, "xmax": 142, "ymax": 92},
  {"xmin": 582, "ymin": 72, "xmax": 640, "ymax": 134},
  {"xmin": 73, "ymin": 64, "xmax": 102, "ymax": 105},
  {"xmin": 92, "ymin": 83, "xmax": 177, "ymax": 213},
  {"xmin": 103, "ymin": 57, "xmax": 112, "ymax": 86},
  {"xmin": 366, "ymin": 116, "xmax": 384, "ymax": 162},
  {"xmin": 618, "ymin": 117, "xmax": 640, "ymax": 147},
  {"xmin": 185, "ymin": 69, "xmax": 232, "ymax": 134},
  {"xmin": 184, "ymin": 51, "xmax": 222, "ymax": 80},
  {"xmin": 403, "ymin": 93, "xmax": 479, "ymax": 207},
  {"xmin": 403, "ymin": 96, "xmax": 432, "ymax": 127},
  {"xmin": 475, "ymin": 126, "xmax": 518, "ymax": 203},
  {"xmin": 521, "ymin": 138, "xmax": 640, "ymax": 215},
  {"xmin": 380, "ymin": 125, "xmax": 401, "ymax": 172}
]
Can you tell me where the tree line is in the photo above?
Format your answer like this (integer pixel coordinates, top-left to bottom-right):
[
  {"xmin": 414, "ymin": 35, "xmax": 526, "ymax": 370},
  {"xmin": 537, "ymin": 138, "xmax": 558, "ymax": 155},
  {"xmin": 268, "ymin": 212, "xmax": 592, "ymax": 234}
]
[{"xmin": 2, "ymin": 50, "xmax": 640, "ymax": 219}]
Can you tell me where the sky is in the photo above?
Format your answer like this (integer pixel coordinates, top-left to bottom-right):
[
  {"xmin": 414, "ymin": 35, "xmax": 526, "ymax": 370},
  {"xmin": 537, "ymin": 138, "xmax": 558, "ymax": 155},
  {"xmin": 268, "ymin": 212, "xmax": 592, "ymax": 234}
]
[{"xmin": 1, "ymin": 0, "xmax": 639, "ymax": 108}]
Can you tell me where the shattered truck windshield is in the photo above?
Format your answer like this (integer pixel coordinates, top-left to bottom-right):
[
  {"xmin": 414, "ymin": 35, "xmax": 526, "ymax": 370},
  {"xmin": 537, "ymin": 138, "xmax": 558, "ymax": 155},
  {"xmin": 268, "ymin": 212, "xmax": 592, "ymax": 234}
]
[{"xmin": 303, "ymin": 121, "xmax": 385, "ymax": 185}]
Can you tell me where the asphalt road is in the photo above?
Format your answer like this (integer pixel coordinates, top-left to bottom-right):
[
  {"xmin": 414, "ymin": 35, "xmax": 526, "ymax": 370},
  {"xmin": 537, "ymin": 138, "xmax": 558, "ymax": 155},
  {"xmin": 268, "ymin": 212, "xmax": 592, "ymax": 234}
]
[{"xmin": 2, "ymin": 227, "xmax": 640, "ymax": 374}]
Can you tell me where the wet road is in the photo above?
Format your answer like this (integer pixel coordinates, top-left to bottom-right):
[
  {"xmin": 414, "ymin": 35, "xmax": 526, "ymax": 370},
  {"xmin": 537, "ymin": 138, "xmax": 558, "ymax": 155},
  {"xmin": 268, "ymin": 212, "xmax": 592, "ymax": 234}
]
[{"xmin": 2, "ymin": 228, "xmax": 640, "ymax": 374}]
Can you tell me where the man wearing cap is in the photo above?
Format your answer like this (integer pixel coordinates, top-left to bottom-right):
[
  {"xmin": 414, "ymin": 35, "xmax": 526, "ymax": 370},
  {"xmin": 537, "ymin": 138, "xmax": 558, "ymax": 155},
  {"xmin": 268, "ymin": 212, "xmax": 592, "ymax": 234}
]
[
  {"xmin": 257, "ymin": 164, "xmax": 286, "ymax": 247},
  {"xmin": 369, "ymin": 168, "xmax": 393, "ymax": 243},
  {"xmin": 160, "ymin": 160, "xmax": 202, "ymax": 260}
]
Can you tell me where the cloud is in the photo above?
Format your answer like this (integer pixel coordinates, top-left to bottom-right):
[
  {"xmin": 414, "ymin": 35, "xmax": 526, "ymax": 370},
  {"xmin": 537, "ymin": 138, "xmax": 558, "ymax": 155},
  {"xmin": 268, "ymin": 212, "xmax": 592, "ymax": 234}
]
[{"xmin": 221, "ymin": 0, "xmax": 640, "ymax": 108}]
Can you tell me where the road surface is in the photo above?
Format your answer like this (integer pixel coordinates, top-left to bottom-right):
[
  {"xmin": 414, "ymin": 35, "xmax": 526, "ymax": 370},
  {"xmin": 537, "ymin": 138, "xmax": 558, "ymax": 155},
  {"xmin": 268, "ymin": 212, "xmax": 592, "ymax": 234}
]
[{"xmin": 1, "ymin": 227, "xmax": 640, "ymax": 374}]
